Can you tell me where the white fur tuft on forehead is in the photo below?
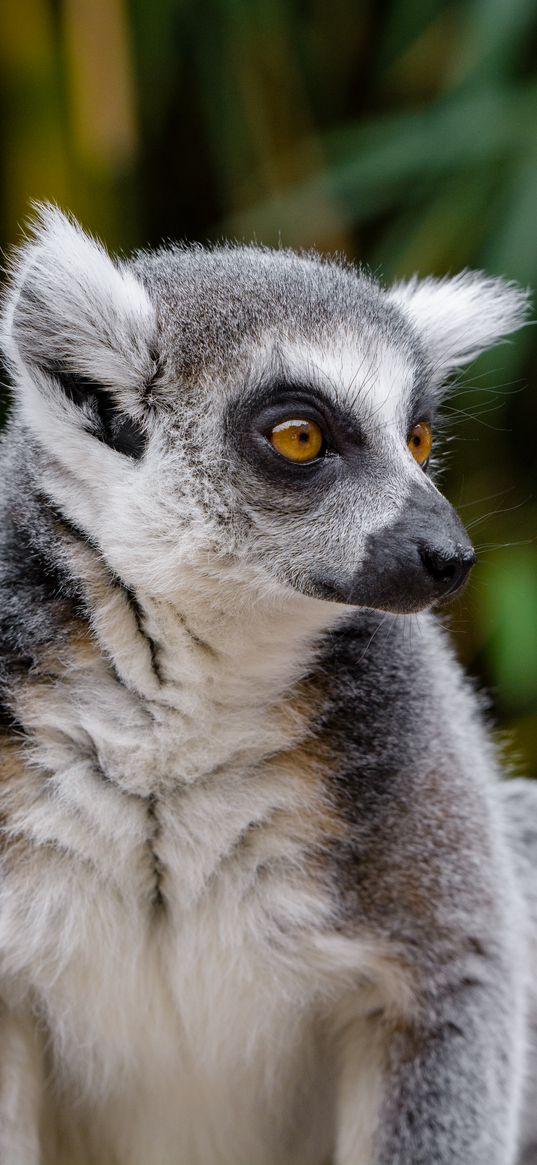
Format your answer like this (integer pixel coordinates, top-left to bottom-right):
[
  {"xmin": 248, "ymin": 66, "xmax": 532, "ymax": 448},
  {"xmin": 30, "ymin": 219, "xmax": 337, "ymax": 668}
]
[
  {"xmin": 1, "ymin": 203, "xmax": 157, "ymax": 394},
  {"xmin": 388, "ymin": 271, "xmax": 530, "ymax": 383}
]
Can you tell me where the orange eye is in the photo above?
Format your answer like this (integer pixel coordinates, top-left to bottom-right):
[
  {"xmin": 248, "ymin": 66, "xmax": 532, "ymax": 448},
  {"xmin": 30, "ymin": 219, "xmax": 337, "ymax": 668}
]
[
  {"xmin": 408, "ymin": 421, "xmax": 433, "ymax": 466},
  {"xmin": 269, "ymin": 418, "xmax": 324, "ymax": 463}
]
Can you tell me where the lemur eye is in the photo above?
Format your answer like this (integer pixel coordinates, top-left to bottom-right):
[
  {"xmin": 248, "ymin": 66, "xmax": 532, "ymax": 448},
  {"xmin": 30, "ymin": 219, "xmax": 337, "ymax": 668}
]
[
  {"xmin": 408, "ymin": 421, "xmax": 433, "ymax": 467},
  {"xmin": 269, "ymin": 418, "xmax": 324, "ymax": 463}
]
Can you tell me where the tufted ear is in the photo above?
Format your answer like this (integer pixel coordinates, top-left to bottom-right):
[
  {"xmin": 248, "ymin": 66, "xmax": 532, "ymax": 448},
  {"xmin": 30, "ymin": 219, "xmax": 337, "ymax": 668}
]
[
  {"xmin": 1, "ymin": 204, "xmax": 159, "ymax": 456},
  {"xmin": 388, "ymin": 271, "xmax": 530, "ymax": 384}
]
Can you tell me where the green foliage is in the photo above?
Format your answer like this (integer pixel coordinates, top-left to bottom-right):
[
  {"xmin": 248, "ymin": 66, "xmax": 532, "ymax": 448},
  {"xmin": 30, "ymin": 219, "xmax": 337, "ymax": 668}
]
[{"xmin": 1, "ymin": 0, "xmax": 536, "ymax": 769}]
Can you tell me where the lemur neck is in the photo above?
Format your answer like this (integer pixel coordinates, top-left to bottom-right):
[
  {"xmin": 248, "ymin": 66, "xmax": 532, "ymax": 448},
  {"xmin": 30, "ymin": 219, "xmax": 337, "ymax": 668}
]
[
  {"xmin": 134, "ymin": 578, "xmax": 345, "ymax": 710},
  {"xmin": 52, "ymin": 521, "xmax": 345, "ymax": 712},
  {"xmin": 7, "ymin": 469, "xmax": 345, "ymax": 719}
]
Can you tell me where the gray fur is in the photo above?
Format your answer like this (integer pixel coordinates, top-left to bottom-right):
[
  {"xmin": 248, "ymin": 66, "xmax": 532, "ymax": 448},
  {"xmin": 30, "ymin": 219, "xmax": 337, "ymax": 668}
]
[{"xmin": 0, "ymin": 205, "xmax": 535, "ymax": 1164}]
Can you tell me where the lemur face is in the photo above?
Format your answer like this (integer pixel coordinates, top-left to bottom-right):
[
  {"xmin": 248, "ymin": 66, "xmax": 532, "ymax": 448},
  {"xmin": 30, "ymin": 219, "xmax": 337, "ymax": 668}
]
[
  {"xmin": 1, "ymin": 207, "xmax": 528, "ymax": 615},
  {"xmin": 220, "ymin": 337, "xmax": 473, "ymax": 613}
]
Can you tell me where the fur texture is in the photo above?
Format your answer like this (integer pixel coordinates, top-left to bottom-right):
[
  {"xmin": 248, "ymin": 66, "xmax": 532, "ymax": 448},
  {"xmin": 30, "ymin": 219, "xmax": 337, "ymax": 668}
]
[{"xmin": 0, "ymin": 205, "xmax": 535, "ymax": 1164}]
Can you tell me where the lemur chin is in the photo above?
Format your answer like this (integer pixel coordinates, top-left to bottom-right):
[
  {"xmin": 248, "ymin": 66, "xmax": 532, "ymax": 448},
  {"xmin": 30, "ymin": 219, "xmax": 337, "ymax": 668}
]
[{"xmin": 0, "ymin": 204, "xmax": 535, "ymax": 1165}]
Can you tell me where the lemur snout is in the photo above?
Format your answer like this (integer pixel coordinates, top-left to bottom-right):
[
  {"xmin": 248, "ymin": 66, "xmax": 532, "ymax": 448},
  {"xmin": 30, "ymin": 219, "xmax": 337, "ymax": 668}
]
[
  {"xmin": 418, "ymin": 542, "xmax": 476, "ymax": 597},
  {"xmin": 345, "ymin": 485, "xmax": 476, "ymax": 613}
]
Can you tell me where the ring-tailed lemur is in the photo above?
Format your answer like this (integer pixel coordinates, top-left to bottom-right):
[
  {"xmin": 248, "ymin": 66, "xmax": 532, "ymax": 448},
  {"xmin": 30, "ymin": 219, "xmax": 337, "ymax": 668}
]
[{"xmin": 0, "ymin": 205, "xmax": 536, "ymax": 1165}]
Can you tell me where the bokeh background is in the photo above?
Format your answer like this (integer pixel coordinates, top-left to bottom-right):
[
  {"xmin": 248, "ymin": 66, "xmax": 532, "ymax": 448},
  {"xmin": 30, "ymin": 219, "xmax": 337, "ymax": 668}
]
[{"xmin": 1, "ymin": 0, "xmax": 536, "ymax": 769}]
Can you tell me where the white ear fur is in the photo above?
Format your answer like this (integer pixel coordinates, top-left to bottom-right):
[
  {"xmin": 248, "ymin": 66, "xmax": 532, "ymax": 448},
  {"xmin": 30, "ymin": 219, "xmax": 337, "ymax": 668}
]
[
  {"xmin": 388, "ymin": 271, "xmax": 530, "ymax": 381},
  {"xmin": 1, "ymin": 204, "xmax": 157, "ymax": 403}
]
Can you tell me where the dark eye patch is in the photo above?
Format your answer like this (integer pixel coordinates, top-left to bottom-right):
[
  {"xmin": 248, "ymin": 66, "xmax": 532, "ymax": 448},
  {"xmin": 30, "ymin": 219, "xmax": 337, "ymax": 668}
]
[
  {"xmin": 223, "ymin": 379, "xmax": 364, "ymax": 497},
  {"xmin": 232, "ymin": 379, "xmax": 364, "ymax": 448}
]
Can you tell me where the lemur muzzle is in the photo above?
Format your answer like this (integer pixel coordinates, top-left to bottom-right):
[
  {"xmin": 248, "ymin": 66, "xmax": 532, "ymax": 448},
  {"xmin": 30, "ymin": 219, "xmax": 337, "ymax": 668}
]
[{"xmin": 348, "ymin": 486, "xmax": 475, "ymax": 613}]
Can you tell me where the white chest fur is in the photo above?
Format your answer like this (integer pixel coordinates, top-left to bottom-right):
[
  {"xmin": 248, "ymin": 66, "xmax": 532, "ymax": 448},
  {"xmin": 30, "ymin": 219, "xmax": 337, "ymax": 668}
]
[{"xmin": 2, "ymin": 594, "xmax": 378, "ymax": 1164}]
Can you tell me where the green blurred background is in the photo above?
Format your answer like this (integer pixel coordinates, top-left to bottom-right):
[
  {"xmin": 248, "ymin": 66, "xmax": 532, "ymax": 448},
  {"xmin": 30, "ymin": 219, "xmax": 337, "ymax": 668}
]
[{"xmin": 1, "ymin": 0, "xmax": 536, "ymax": 769}]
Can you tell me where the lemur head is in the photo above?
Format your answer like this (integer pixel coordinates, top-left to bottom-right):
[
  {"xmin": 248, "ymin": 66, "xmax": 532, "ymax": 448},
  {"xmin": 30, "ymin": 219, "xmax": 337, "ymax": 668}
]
[{"xmin": 1, "ymin": 206, "xmax": 529, "ymax": 617}]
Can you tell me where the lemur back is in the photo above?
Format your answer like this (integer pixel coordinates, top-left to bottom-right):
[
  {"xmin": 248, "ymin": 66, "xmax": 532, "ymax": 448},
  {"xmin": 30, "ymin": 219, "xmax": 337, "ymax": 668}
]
[{"xmin": 0, "ymin": 206, "xmax": 536, "ymax": 1165}]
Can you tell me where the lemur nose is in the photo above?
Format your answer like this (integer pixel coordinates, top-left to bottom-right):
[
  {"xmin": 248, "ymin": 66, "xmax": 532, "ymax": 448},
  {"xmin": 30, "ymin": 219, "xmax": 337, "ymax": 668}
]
[{"xmin": 418, "ymin": 543, "xmax": 477, "ymax": 595}]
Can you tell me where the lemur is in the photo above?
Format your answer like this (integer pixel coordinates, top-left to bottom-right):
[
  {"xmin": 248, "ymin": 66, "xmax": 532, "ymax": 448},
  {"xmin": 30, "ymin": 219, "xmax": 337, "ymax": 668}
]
[{"xmin": 0, "ymin": 205, "xmax": 536, "ymax": 1165}]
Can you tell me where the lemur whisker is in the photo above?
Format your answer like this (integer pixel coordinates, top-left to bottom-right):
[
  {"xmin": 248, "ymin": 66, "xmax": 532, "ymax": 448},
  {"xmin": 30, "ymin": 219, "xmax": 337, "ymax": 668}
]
[
  {"xmin": 356, "ymin": 613, "xmax": 391, "ymax": 666},
  {"xmin": 474, "ymin": 538, "xmax": 536, "ymax": 553},
  {"xmin": 466, "ymin": 496, "xmax": 531, "ymax": 531},
  {"xmin": 457, "ymin": 486, "xmax": 516, "ymax": 510}
]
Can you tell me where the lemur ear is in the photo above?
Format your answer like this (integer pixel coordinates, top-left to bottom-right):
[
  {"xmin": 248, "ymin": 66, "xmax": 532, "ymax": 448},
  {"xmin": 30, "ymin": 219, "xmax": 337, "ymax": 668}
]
[
  {"xmin": 388, "ymin": 272, "xmax": 530, "ymax": 383},
  {"xmin": 1, "ymin": 204, "xmax": 159, "ymax": 454}
]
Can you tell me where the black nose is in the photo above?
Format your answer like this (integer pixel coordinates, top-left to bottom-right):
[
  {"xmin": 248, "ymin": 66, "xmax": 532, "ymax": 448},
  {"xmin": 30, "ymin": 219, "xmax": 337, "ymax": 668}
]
[{"xmin": 418, "ymin": 542, "xmax": 476, "ymax": 596}]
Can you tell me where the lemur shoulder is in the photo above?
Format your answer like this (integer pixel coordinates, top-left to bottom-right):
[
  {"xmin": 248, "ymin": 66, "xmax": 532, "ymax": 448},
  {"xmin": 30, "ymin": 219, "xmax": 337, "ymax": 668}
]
[{"xmin": 0, "ymin": 206, "xmax": 536, "ymax": 1165}]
